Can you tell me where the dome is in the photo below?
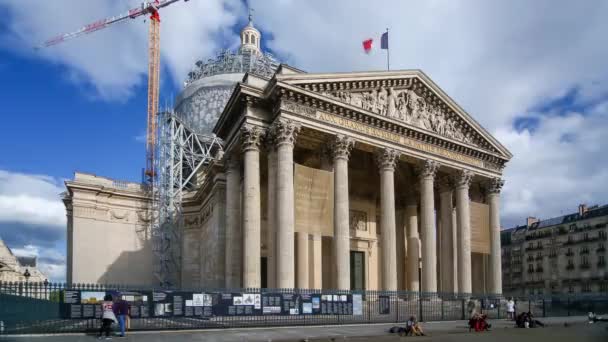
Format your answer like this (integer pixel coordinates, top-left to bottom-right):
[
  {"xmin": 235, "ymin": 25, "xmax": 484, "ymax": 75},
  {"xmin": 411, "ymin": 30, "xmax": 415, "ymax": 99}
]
[{"xmin": 175, "ymin": 18, "xmax": 279, "ymax": 135}]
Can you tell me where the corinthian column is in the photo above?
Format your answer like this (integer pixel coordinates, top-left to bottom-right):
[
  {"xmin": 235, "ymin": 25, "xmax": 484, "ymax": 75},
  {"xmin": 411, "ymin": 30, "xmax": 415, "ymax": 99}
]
[
  {"xmin": 418, "ymin": 159, "xmax": 438, "ymax": 293},
  {"xmin": 241, "ymin": 125, "xmax": 263, "ymax": 288},
  {"xmin": 272, "ymin": 119, "xmax": 301, "ymax": 289},
  {"xmin": 487, "ymin": 177, "xmax": 505, "ymax": 295},
  {"xmin": 438, "ymin": 177, "xmax": 455, "ymax": 294},
  {"xmin": 405, "ymin": 195, "xmax": 420, "ymax": 292},
  {"xmin": 454, "ymin": 169, "xmax": 474, "ymax": 294},
  {"xmin": 225, "ymin": 156, "xmax": 242, "ymax": 288},
  {"xmin": 376, "ymin": 148, "xmax": 400, "ymax": 291},
  {"xmin": 265, "ymin": 135, "xmax": 277, "ymax": 289},
  {"xmin": 332, "ymin": 135, "xmax": 354, "ymax": 290}
]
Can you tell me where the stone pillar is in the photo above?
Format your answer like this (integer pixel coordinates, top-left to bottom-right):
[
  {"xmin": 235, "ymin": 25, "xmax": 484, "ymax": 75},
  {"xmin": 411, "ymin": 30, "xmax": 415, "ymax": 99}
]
[
  {"xmin": 241, "ymin": 125, "xmax": 263, "ymax": 288},
  {"xmin": 418, "ymin": 159, "xmax": 438, "ymax": 293},
  {"xmin": 451, "ymin": 205, "xmax": 459, "ymax": 293},
  {"xmin": 225, "ymin": 156, "xmax": 242, "ymax": 288},
  {"xmin": 487, "ymin": 177, "xmax": 505, "ymax": 295},
  {"xmin": 310, "ymin": 234, "xmax": 323, "ymax": 289},
  {"xmin": 376, "ymin": 148, "xmax": 400, "ymax": 291},
  {"xmin": 331, "ymin": 135, "xmax": 354, "ymax": 290},
  {"xmin": 405, "ymin": 196, "xmax": 420, "ymax": 292},
  {"xmin": 273, "ymin": 119, "xmax": 301, "ymax": 289},
  {"xmin": 296, "ymin": 232, "xmax": 309, "ymax": 288},
  {"xmin": 439, "ymin": 178, "xmax": 455, "ymax": 293},
  {"xmin": 454, "ymin": 169, "xmax": 474, "ymax": 294},
  {"xmin": 265, "ymin": 139, "xmax": 277, "ymax": 289}
]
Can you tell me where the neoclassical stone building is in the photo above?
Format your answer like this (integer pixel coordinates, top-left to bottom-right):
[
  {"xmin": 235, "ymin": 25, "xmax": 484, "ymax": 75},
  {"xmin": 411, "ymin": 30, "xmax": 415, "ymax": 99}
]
[
  {"xmin": 195, "ymin": 65, "xmax": 512, "ymax": 294},
  {"xmin": 64, "ymin": 19, "xmax": 512, "ymax": 294}
]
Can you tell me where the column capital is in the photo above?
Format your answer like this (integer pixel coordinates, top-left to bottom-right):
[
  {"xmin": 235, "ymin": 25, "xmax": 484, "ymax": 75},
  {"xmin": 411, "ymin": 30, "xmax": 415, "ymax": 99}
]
[
  {"xmin": 240, "ymin": 124, "xmax": 264, "ymax": 152},
  {"xmin": 486, "ymin": 177, "xmax": 505, "ymax": 195},
  {"xmin": 437, "ymin": 175, "xmax": 454, "ymax": 193},
  {"xmin": 416, "ymin": 159, "xmax": 439, "ymax": 180},
  {"xmin": 270, "ymin": 118, "xmax": 301, "ymax": 147},
  {"xmin": 453, "ymin": 169, "xmax": 474, "ymax": 189},
  {"xmin": 331, "ymin": 134, "xmax": 355, "ymax": 161},
  {"xmin": 375, "ymin": 148, "xmax": 400, "ymax": 171}
]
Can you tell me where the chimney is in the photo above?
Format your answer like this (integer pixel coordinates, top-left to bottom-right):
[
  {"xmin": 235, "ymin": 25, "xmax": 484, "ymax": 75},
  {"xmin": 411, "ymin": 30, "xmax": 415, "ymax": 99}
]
[
  {"xmin": 526, "ymin": 217, "xmax": 539, "ymax": 227},
  {"xmin": 578, "ymin": 204, "xmax": 588, "ymax": 216}
]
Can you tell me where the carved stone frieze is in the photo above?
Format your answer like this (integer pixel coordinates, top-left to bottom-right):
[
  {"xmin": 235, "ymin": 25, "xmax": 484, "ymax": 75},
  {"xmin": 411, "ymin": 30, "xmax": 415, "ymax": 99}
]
[
  {"xmin": 486, "ymin": 177, "xmax": 505, "ymax": 194},
  {"xmin": 322, "ymin": 86, "xmax": 479, "ymax": 147},
  {"xmin": 270, "ymin": 119, "xmax": 301, "ymax": 147},
  {"xmin": 375, "ymin": 148, "xmax": 401, "ymax": 171},
  {"xmin": 280, "ymin": 99, "xmax": 317, "ymax": 117},
  {"xmin": 240, "ymin": 124, "xmax": 264, "ymax": 152},
  {"xmin": 349, "ymin": 210, "xmax": 368, "ymax": 232},
  {"xmin": 454, "ymin": 169, "xmax": 474, "ymax": 189},
  {"xmin": 330, "ymin": 134, "xmax": 355, "ymax": 161}
]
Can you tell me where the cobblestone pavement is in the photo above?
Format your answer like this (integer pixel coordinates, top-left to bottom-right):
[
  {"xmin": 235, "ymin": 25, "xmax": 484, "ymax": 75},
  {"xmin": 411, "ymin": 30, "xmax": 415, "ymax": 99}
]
[{"xmin": 2, "ymin": 316, "xmax": 604, "ymax": 342}]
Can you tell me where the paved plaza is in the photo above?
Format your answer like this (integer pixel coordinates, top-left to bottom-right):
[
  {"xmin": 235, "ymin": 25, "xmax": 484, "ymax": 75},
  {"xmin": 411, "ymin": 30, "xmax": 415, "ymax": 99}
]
[{"xmin": 2, "ymin": 316, "xmax": 606, "ymax": 342}]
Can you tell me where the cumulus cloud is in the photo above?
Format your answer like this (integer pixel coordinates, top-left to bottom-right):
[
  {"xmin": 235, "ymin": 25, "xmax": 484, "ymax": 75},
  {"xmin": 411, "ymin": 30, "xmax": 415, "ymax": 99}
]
[
  {"xmin": 0, "ymin": 170, "xmax": 66, "ymax": 228},
  {"xmin": 1, "ymin": 0, "xmax": 244, "ymax": 99},
  {"xmin": 11, "ymin": 244, "xmax": 66, "ymax": 282},
  {"xmin": 2, "ymin": 0, "xmax": 608, "ymax": 230}
]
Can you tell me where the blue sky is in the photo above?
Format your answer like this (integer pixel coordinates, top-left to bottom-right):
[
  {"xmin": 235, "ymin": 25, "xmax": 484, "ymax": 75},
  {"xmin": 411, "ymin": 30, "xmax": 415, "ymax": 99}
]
[{"xmin": 1, "ymin": 0, "xmax": 608, "ymax": 282}]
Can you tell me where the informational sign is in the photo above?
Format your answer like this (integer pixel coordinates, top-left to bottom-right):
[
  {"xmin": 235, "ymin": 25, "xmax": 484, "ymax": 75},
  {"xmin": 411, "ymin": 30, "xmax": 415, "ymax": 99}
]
[
  {"xmin": 378, "ymin": 295, "xmax": 391, "ymax": 315},
  {"xmin": 61, "ymin": 290, "xmax": 360, "ymax": 319},
  {"xmin": 352, "ymin": 294, "xmax": 363, "ymax": 315}
]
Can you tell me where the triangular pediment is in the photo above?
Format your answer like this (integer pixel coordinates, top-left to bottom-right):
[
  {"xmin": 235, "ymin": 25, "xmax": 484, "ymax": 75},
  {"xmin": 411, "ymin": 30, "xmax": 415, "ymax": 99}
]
[{"xmin": 275, "ymin": 70, "xmax": 512, "ymax": 160}]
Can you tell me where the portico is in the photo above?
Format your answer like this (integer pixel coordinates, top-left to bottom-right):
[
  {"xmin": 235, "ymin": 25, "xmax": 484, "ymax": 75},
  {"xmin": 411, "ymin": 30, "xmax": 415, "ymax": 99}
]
[{"xmin": 209, "ymin": 67, "xmax": 511, "ymax": 293}]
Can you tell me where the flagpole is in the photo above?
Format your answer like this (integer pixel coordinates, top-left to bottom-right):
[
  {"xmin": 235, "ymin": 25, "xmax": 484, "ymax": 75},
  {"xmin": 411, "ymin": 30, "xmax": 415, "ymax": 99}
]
[{"xmin": 386, "ymin": 28, "xmax": 390, "ymax": 71}]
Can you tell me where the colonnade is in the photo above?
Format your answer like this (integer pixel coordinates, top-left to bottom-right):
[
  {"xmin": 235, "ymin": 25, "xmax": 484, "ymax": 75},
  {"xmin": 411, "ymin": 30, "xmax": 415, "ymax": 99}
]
[{"xmin": 224, "ymin": 121, "xmax": 504, "ymax": 294}]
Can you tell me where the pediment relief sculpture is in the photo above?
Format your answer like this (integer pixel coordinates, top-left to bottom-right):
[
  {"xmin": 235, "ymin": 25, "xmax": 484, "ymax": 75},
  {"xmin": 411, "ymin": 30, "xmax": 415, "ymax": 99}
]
[{"xmin": 321, "ymin": 87, "xmax": 479, "ymax": 148}]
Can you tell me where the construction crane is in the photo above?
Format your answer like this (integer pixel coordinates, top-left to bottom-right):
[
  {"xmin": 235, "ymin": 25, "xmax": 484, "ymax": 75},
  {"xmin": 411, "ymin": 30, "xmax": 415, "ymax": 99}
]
[{"xmin": 39, "ymin": 0, "xmax": 190, "ymax": 185}]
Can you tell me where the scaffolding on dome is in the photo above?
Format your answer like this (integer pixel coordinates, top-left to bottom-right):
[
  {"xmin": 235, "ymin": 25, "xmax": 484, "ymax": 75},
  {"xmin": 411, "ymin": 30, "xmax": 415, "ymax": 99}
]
[
  {"xmin": 151, "ymin": 110, "xmax": 223, "ymax": 287},
  {"xmin": 184, "ymin": 48, "xmax": 280, "ymax": 86}
]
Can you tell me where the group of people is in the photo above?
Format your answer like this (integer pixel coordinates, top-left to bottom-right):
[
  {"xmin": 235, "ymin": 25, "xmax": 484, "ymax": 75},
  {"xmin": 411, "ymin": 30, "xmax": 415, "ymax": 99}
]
[
  {"xmin": 507, "ymin": 297, "xmax": 545, "ymax": 328},
  {"xmin": 98, "ymin": 293, "xmax": 130, "ymax": 340}
]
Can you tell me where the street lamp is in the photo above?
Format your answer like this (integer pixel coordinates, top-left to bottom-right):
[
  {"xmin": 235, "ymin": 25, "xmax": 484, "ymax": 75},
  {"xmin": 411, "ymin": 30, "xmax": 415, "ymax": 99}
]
[
  {"xmin": 44, "ymin": 279, "xmax": 49, "ymax": 300},
  {"xmin": 23, "ymin": 269, "xmax": 31, "ymax": 297}
]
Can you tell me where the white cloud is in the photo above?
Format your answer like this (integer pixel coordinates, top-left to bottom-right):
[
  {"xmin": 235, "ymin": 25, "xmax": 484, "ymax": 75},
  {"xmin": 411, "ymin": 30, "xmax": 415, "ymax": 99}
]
[
  {"xmin": 0, "ymin": 170, "xmax": 66, "ymax": 228},
  {"xmin": 249, "ymin": 0, "xmax": 608, "ymax": 227},
  {"xmin": 1, "ymin": 0, "xmax": 244, "ymax": 99},
  {"xmin": 497, "ymin": 100, "xmax": 608, "ymax": 226},
  {"xmin": 11, "ymin": 244, "xmax": 66, "ymax": 282},
  {"xmin": 3, "ymin": 0, "xmax": 608, "ymax": 229}
]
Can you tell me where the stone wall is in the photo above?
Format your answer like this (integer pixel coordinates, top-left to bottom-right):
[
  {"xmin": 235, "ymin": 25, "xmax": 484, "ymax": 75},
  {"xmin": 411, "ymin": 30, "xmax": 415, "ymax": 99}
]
[{"xmin": 64, "ymin": 173, "xmax": 156, "ymax": 286}]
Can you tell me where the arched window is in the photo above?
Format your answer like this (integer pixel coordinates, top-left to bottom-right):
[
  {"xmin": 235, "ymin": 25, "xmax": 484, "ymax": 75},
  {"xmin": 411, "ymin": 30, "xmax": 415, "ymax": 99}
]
[
  {"xmin": 252, "ymin": 36, "xmax": 256, "ymax": 45},
  {"xmin": 245, "ymin": 34, "xmax": 250, "ymax": 44}
]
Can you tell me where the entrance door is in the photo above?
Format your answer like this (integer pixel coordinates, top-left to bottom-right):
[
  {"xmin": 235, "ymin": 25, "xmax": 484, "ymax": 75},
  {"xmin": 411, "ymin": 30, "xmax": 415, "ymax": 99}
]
[
  {"xmin": 261, "ymin": 257, "xmax": 267, "ymax": 289},
  {"xmin": 350, "ymin": 251, "xmax": 365, "ymax": 290}
]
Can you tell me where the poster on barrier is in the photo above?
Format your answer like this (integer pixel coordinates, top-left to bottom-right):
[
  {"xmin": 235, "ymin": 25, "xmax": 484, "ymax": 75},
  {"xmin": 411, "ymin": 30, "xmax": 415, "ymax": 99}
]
[
  {"xmin": 352, "ymin": 294, "xmax": 363, "ymax": 315},
  {"xmin": 379, "ymin": 295, "xmax": 390, "ymax": 315},
  {"xmin": 320, "ymin": 294, "xmax": 353, "ymax": 315},
  {"xmin": 214, "ymin": 292, "xmax": 262, "ymax": 316}
]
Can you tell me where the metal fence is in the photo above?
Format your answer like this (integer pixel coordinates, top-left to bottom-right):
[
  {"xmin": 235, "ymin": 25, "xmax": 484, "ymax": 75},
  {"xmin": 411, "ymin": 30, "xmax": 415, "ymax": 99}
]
[{"xmin": 1, "ymin": 281, "xmax": 607, "ymax": 335}]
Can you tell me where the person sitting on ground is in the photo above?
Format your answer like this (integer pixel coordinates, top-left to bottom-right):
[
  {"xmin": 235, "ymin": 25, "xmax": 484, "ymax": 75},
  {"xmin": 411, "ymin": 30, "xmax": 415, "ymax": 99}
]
[
  {"xmin": 409, "ymin": 316, "xmax": 425, "ymax": 336},
  {"xmin": 588, "ymin": 312, "xmax": 607, "ymax": 323},
  {"xmin": 515, "ymin": 312, "xmax": 528, "ymax": 328},
  {"xmin": 527, "ymin": 311, "xmax": 545, "ymax": 328},
  {"xmin": 469, "ymin": 313, "xmax": 491, "ymax": 332}
]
